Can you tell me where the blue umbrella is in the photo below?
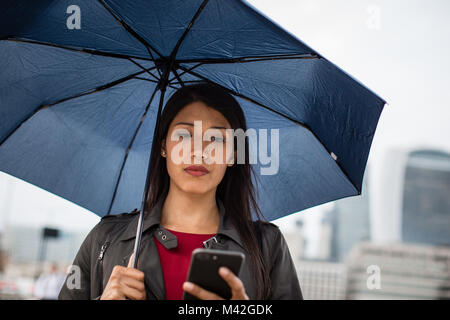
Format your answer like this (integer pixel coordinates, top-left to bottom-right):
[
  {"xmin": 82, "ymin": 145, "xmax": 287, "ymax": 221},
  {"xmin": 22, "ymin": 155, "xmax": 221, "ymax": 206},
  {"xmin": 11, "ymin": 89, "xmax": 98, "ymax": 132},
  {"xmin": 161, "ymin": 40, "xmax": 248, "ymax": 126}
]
[{"xmin": 0, "ymin": 0, "xmax": 385, "ymax": 266}]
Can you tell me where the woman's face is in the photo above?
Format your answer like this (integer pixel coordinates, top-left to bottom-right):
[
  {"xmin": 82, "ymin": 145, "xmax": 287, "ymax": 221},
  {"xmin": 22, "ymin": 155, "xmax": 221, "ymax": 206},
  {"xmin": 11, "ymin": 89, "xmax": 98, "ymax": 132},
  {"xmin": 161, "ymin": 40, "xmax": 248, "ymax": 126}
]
[{"xmin": 161, "ymin": 101, "xmax": 236, "ymax": 195}]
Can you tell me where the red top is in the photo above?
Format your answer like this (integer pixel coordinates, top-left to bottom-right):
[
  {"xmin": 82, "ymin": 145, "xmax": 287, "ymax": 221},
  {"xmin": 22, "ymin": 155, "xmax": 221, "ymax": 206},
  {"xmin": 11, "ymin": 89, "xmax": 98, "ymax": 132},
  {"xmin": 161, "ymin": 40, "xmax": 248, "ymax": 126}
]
[{"xmin": 154, "ymin": 228, "xmax": 216, "ymax": 300}]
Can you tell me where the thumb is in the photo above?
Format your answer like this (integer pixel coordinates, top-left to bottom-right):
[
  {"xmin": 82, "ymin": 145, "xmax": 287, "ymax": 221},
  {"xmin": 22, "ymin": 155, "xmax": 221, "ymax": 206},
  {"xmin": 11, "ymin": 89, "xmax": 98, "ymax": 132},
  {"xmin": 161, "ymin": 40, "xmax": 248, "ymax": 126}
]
[{"xmin": 127, "ymin": 253, "xmax": 135, "ymax": 268}]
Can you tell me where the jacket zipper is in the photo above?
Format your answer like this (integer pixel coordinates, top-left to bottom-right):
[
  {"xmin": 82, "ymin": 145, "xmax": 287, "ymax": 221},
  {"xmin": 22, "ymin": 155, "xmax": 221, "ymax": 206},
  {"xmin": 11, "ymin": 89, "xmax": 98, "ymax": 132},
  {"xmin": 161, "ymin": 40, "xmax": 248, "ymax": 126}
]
[
  {"xmin": 98, "ymin": 240, "xmax": 163, "ymax": 300},
  {"xmin": 98, "ymin": 242, "xmax": 110, "ymax": 261},
  {"xmin": 97, "ymin": 241, "xmax": 110, "ymax": 295}
]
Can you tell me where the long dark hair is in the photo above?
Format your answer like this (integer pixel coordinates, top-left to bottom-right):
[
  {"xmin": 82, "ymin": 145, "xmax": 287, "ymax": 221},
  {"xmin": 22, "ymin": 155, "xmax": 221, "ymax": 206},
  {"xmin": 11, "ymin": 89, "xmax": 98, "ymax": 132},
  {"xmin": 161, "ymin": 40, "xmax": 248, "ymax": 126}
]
[{"xmin": 145, "ymin": 82, "xmax": 271, "ymax": 299}]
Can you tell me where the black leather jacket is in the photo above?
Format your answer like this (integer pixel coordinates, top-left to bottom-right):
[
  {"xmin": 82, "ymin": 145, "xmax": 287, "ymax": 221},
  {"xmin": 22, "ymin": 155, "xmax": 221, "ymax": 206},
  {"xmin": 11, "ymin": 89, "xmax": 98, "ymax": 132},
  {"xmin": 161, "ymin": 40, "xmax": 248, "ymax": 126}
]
[{"xmin": 58, "ymin": 196, "xmax": 303, "ymax": 300}]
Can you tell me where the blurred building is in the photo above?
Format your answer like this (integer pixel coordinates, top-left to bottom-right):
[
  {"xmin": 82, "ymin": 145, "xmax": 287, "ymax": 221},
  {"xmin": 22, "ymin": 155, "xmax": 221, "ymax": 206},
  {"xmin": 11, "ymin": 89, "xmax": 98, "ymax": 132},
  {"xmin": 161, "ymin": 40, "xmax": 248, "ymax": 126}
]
[
  {"xmin": 297, "ymin": 260, "xmax": 347, "ymax": 300},
  {"xmin": 295, "ymin": 150, "xmax": 450, "ymax": 299},
  {"xmin": 401, "ymin": 150, "xmax": 450, "ymax": 246},
  {"xmin": 295, "ymin": 168, "xmax": 370, "ymax": 299},
  {"xmin": 1, "ymin": 225, "xmax": 88, "ymax": 278},
  {"xmin": 280, "ymin": 216, "xmax": 347, "ymax": 300},
  {"xmin": 320, "ymin": 166, "xmax": 371, "ymax": 262},
  {"xmin": 0, "ymin": 248, "xmax": 6, "ymax": 274},
  {"xmin": 345, "ymin": 241, "xmax": 450, "ymax": 299},
  {"xmin": 282, "ymin": 220, "xmax": 305, "ymax": 262},
  {"xmin": 292, "ymin": 167, "xmax": 371, "ymax": 299},
  {"xmin": 373, "ymin": 148, "xmax": 450, "ymax": 244}
]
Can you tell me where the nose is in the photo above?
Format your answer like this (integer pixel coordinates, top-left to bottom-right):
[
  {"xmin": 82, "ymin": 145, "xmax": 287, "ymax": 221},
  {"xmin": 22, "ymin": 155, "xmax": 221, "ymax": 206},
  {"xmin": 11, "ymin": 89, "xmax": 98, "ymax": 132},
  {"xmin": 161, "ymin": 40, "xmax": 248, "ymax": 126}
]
[
  {"xmin": 192, "ymin": 142, "xmax": 207, "ymax": 162},
  {"xmin": 191, "ymin": 136, "xmax": 210, "ymax": 163}
]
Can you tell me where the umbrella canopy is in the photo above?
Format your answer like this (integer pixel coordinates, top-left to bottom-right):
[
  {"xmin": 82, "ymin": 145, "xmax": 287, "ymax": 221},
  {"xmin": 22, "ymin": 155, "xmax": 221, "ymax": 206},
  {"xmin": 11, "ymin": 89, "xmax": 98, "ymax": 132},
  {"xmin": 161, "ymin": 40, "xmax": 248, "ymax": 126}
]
[{"xmin": 0, "ymin": 0, "xmax": 386, "ymax": 222}]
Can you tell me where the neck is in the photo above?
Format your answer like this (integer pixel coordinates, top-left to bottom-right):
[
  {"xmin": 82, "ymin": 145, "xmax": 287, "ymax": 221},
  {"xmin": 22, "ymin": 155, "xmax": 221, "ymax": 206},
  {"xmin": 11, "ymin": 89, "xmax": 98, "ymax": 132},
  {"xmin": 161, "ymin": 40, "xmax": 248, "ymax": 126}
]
[{"xmin": 160, "ymin": 182, "xmax": 220, "ymax": 234}]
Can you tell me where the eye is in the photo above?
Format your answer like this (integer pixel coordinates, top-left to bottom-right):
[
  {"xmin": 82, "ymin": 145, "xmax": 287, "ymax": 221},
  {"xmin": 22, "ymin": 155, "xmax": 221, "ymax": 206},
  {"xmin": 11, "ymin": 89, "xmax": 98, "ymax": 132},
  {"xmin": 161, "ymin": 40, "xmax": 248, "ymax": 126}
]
[
  {"xmin": 211, "ymin": 136, "xmax": 225, "ymax": 143},
  {"xmin": 177, "ymin": 132, "xmax": 191, "ymax": 138}
]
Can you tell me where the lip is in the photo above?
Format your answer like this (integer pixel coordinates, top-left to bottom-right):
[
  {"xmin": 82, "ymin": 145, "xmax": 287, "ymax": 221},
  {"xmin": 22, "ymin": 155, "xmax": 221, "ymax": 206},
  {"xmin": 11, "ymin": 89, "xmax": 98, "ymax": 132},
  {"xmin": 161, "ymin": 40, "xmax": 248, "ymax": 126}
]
[{"xmin": 184, "ymin": 165, "xmax": 209, "ymax": 176}]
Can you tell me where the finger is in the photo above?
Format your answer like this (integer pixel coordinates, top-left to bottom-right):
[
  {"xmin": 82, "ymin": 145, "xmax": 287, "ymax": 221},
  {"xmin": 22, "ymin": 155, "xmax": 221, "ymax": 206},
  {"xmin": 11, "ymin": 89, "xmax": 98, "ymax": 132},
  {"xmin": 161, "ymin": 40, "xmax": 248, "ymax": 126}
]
[
  {"xmin": 120, "ymin": 276, "xmax": 146, "ymax": 292},
  {"xmin": 122, "ymin": 267, "xmax": 145, "ymax": 282},
  {"xmin": 127, "ymin": 253, "xmax": 135, "ymax": 268},
  {"xmin": 183, "ymin": 282, "xmax": 224, "ymax": 300},
  {"xmin": 123, "ymin": 253, "xmax": 145, "ymax": 281},
  {"xmin": 100, "ymin": 288, "xmax": 126, "ymax": 300},
  {"xmin": 121, "ymin": 283, "xmax": 146, "ymax": 300},
  {"xmin": 218, "ymin": 267, "xmax": 249, "ymax": 300}
]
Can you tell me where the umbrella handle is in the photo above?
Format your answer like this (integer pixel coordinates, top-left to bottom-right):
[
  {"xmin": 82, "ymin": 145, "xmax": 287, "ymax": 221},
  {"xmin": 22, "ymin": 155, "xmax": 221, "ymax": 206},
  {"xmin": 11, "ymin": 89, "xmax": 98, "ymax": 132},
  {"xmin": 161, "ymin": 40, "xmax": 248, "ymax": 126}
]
[
  {"xmin": 130, "ymin": 65, "xmax": 170, "ymax": 269},
  {"xmin": 130, "ymin": 210, "xmax": 144, "ymax": 268}
]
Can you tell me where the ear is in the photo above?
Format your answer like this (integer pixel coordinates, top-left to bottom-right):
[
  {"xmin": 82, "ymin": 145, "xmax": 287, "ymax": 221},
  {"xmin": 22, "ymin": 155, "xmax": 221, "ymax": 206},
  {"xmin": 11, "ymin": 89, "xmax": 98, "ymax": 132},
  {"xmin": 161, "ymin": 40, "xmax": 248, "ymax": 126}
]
[{"xmin": 161, "ymin": 139, "xmax": 167, "ymax": 157}]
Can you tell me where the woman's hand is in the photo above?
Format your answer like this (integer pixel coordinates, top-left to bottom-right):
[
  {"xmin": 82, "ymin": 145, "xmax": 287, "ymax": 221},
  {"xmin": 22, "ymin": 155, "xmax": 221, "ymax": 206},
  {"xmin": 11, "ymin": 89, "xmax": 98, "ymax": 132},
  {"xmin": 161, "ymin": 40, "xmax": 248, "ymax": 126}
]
[
  {"xmin": 182, "ymin": 267, "xmax": 249, "ymax": 300},
  {"xmin": 100, "ymin": 254, "xmax": 146, "ymax": 300}
]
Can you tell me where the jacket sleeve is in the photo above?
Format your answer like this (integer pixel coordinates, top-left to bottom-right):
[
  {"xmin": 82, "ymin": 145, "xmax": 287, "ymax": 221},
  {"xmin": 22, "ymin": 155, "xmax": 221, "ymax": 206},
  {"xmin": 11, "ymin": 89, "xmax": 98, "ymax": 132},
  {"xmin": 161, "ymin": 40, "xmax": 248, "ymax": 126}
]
[
  {"xmin": 265, "ymin": 224, "xmax": 303, "ymax": 300},
  {"xmin": 58, "ymin": 223, "xmax": 100, "ymax": 300}
]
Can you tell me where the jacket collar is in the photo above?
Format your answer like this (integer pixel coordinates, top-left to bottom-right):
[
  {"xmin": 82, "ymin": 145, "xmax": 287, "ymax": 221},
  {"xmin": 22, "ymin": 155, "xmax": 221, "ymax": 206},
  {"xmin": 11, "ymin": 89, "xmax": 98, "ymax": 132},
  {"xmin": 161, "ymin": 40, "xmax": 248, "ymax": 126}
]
[{"xmin": 119, "ymin": 194, "xmax": 244, "ymax": 248}]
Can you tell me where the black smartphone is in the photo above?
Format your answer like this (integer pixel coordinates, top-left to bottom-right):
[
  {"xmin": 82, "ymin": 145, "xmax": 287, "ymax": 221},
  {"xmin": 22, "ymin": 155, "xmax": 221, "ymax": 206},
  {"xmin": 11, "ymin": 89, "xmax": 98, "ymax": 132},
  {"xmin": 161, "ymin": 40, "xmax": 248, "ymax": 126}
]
[{"xmin": 182, "ymin": 248, "xmax": 245, "ymax": 300}]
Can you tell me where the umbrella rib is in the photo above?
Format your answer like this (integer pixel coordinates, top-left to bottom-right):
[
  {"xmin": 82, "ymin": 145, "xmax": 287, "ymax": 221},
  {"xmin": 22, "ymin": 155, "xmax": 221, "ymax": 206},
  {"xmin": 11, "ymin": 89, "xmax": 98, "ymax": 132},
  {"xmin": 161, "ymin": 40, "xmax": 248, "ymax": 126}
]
[
  {"xmin": 170, "ymin": 68, "xmax": 185, "ymax": 87},
  {"xmin": 128, "ymin": 58, "xmax": 160, "ymax": 82},
  {"xmin": 134, "ymin": 76, "xmax": 180, "ymax": 90},
  {"xmin": 168, "ymin": 63, "xmax": 204, "ymax": 82},
  {"xmin": 175, "ymin": 53, "xmax": 319, "ymax": 64},
  {"xmin": 106, "ymin": 86, "xmax": 159, "ymax": 215},
  {"xmin": 2, "ymin": 38, "xmax": 153, "ymax": 62},
  {"xmin": 176, "ymin": 63, "xmax": 309, "ymax": 128},
  {"xmin": 170, "ymin": 80, "xmax": 205, "ymax": 86},
  {"xmin": 175, "ymin": 64, "xmax": 361, "ymax": 194},
  {"xmin": 134, "ymin": 77, "xmax": 159, "ymax": 84},
  {"xmin": 146, "ymin": 47, "xmax": 162, "ymax": 77},
  {"xmin": 0, "ymin": 66, "xmax": 157, "ymax": 147},
  {"xmin": 97, "ymin": 0, "xmax": 164, "ymax": 60},
  {"xmin": 168, "ymin": 0, "xmax": 210, "ymax": 62},
  {"xmin": 167, "ymin": 55, "xmax": 317, "ymax": 85}
]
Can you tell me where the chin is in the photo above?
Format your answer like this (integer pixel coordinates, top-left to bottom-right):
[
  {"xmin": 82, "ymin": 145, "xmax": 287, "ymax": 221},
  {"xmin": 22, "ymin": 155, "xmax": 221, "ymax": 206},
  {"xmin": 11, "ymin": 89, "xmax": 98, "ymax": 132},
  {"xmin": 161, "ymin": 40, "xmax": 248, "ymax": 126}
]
[
  {"xmin": 181, "ymin": 185, "xmax": 211, "ymax": 195},
  {"xmin": 177, "ymin": 181, "xmax": 214, "ymax": 195}
]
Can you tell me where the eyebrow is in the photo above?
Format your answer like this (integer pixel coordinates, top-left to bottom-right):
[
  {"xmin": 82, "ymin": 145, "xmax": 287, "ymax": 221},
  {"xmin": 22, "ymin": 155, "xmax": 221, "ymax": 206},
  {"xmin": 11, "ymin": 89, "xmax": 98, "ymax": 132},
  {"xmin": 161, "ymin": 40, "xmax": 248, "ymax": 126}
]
[{"xmin": 174, "ymin": 121, "xmax": 229, "ymax": 130}]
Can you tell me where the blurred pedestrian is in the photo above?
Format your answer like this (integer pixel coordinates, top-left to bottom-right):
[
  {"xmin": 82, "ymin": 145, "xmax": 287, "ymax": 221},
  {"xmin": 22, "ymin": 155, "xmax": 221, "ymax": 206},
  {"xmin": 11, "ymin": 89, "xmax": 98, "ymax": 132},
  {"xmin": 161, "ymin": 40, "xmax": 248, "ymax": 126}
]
[{"xmin": 34, "ymin": 263, "xmax": 66, "ymax": 300}]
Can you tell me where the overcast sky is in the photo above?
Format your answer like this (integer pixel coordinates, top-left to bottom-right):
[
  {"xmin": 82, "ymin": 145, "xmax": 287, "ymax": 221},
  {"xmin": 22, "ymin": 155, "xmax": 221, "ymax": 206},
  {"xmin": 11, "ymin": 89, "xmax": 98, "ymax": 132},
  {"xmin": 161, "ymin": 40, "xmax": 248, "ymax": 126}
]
[{"xmin": 1, "ymin": 1, "xmax": 449, "ymax": 244}]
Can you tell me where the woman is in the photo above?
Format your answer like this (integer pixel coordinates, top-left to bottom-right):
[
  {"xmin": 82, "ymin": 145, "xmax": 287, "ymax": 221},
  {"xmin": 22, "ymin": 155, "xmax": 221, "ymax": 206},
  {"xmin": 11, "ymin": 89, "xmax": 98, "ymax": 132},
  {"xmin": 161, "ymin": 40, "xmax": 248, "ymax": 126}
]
[{"xmin": 58, "ymin": 82, "xmax": 302, "ymax": 300}]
